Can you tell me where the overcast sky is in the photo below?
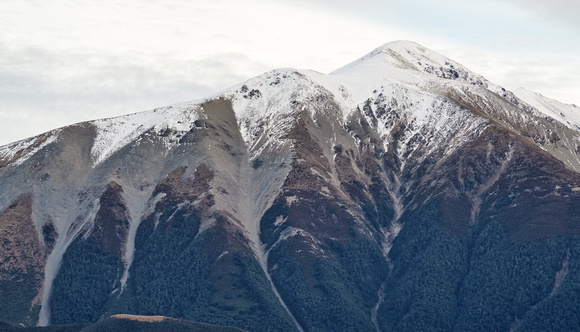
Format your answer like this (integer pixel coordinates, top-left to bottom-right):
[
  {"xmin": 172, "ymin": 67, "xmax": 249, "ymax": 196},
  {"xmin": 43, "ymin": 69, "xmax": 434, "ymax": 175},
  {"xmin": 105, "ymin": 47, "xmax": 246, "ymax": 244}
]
[{"xmin": 1, "ymin": 0, "xmax": 579, "ymax": 146}]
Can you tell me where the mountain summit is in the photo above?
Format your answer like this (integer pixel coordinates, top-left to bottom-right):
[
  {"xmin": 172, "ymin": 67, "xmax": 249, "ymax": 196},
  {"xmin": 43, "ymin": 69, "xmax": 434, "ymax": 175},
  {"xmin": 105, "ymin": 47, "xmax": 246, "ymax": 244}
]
[{"xmin": 1, "ymin": 41, "xmax": 580, "ymax": 331}]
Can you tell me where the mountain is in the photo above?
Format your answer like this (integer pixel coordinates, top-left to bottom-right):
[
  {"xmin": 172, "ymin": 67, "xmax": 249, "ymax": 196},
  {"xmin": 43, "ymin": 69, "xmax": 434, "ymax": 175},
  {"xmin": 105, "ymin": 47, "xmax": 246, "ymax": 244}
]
[{"xmin": 1, "ymin": 40, "xmax": 580, "ymax": 331}]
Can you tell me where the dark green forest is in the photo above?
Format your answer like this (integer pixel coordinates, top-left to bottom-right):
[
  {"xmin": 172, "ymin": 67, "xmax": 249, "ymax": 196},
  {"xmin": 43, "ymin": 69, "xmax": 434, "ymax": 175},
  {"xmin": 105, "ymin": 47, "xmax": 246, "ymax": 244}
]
[
  {"xmin": 380, "ymin": 200, "xmax": 580, "ymax": 331},
  {"xmin": 44, "ymin": 182, "xmax": 580, "ymax": 332}
]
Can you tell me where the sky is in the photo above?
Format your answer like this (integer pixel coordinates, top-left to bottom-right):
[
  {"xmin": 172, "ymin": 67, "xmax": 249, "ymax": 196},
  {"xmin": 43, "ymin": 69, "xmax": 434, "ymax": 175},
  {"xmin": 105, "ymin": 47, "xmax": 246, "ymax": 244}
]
[{"xmin": 0, "ymin": 0, "xmax": 579, "ymax": 146}]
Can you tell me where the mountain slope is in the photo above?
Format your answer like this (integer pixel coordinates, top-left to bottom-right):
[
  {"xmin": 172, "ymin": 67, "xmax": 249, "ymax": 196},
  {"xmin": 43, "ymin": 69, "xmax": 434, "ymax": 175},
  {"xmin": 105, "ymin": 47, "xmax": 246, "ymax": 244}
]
[{"xmin": 1, "ymin": 40, "xmax": 580, "ymax": 331}]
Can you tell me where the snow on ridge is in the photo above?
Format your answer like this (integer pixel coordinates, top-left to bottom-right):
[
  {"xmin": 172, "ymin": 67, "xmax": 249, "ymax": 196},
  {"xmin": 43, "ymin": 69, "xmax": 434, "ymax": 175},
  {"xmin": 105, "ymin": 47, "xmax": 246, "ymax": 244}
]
[
  {"xmin": 222, "ymin": 43, "xmax": 491, "ymax": 162},
  {"xmin": 360, "ymin": 83, "xmax": 489, "ymax": 164},
  {"xmin": 512, "ymin": 88, "xmax": 580, "ymax": 131},
  {"xmin": 88, "ymin": 40, "xmax": 577, "ymax": 167},
  {"xmin": 226, "ymin": 68, "xmax": 340, "ymax": 158},
  {"xmin": 91, "ymin": 101, "xmax": 202, "ymax": 165},
  {"xmin": 306, "ymin": 41, "xmax": 492, "ymax": 162},
  {"xmin": 225, "ymin": 66, "xmax": 399, "ymax": 158},
  {"xmin": 331, "ymin": 41, "xmax": 577, "ymax": 133},
  {"xmin": 0, "ymin": 130, "xmax": 59, "ymax": 167}
]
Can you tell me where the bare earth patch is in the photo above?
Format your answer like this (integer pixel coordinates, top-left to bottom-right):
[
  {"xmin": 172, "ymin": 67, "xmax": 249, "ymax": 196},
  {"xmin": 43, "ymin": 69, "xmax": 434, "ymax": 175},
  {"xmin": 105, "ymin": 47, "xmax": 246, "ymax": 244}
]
[{"xmin": 112, "ymin": 314, "xmax": 167, "ymax": 322}]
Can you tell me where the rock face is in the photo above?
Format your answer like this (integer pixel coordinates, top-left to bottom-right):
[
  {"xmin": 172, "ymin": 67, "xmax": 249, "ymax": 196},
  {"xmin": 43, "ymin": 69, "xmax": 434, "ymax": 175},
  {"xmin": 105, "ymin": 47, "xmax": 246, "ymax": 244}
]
[{"xmin": 1, "ymin": 41, "xmax": 580, "ymax": 331}]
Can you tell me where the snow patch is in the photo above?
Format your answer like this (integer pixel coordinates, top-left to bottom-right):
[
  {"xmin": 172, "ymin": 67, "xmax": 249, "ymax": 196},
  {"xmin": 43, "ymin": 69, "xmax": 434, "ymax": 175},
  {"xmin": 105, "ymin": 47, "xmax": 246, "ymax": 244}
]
[
  {"xmin": 285, "ymin": 195, "xmax": 299, "ymax": 206},
  {"xmin": 274, "ymin": 215, "xmax": 287, "ymax": 226},
  {"xmin": 216, "ymin": 251, "xmax": 229, "ymax": 261}
]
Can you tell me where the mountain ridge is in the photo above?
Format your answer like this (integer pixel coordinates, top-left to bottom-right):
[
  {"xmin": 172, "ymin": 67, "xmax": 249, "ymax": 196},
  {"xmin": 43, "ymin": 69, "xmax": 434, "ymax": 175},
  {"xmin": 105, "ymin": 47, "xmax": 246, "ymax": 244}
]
[{"xmin": 1, "ymin": 40, "xmax": 576, "ymax": 169}]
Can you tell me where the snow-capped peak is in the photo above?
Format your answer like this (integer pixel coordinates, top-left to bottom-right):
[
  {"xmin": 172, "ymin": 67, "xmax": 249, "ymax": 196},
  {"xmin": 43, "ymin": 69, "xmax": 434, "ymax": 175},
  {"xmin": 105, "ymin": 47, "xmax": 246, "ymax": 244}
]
[{"xmin": 332, "ymin": 40, "xmax": 488, "ymax": 88}]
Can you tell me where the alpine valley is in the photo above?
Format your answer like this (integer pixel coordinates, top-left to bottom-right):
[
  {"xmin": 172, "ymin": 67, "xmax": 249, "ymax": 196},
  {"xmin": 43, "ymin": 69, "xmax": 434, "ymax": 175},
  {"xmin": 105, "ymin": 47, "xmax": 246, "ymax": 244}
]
[{"xmin": 1, "ymin": 41, "xmax": 580, "ymax": 331}]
